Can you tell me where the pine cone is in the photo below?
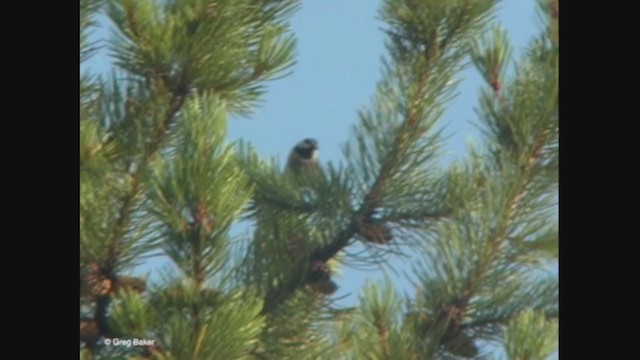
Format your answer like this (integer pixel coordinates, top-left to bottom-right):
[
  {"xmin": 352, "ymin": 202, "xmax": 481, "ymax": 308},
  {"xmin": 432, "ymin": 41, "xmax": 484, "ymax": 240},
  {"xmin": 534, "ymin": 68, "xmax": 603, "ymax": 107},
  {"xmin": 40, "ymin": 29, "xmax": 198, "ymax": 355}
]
[
  {"xmin": 80, "ymin": 320, "xmax": 100, "ymax": 345},
  {"xmin": 80, "ymin": 263, "xmax": 112, "ymax": 297},
  {"xmin": 307, "ymin": 260, "xmax": 330, "ymax": 283},
  {"xmin": 307, "ymin": 260, "xmax": 338, "ymax": 295},
  {"xmin": 311, "ymin": 278, "xmax": 338, "ymax": 295}
]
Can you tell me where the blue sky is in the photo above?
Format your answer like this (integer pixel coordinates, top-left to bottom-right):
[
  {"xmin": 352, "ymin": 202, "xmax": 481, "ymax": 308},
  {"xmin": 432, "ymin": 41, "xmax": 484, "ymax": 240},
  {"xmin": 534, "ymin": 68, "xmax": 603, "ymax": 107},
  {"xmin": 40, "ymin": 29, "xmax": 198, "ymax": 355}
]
[{"xmin": 83, "ymin": 0, "xmax": 553, "ymax": 357}]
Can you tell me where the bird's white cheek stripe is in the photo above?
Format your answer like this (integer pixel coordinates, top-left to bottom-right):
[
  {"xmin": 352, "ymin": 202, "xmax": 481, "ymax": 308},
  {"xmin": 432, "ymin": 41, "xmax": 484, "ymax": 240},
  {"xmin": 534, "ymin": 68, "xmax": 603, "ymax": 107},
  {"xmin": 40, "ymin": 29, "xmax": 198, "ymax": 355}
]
[{"xmin": 312, "ymin": 150, "xmax": 319, "ymax": 159}]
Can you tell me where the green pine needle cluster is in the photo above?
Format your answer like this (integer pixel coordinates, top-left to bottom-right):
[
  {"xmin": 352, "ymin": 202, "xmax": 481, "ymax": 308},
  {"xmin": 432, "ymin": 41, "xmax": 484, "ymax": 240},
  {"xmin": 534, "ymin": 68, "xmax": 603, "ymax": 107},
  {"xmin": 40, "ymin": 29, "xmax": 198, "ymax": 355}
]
[{"xmin": 80, "ymin": 0, "xmax": 558, "ymax": 358}]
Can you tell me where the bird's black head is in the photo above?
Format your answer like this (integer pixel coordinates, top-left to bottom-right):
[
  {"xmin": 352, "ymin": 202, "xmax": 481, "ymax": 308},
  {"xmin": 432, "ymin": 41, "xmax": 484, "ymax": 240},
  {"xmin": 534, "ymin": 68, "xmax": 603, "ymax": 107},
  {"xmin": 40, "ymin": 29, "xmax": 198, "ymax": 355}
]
[{"xmin": 294, "ymin": 138, "xmax": 319, "ymax": 159}]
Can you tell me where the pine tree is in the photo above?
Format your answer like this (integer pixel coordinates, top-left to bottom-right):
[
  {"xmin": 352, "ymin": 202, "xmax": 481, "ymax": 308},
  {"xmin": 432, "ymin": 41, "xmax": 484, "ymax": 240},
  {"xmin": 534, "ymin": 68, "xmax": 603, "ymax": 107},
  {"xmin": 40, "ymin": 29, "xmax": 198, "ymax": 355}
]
[{"xmin": 80, "ymin": 0, "xmax": 558, "ymax": 359}]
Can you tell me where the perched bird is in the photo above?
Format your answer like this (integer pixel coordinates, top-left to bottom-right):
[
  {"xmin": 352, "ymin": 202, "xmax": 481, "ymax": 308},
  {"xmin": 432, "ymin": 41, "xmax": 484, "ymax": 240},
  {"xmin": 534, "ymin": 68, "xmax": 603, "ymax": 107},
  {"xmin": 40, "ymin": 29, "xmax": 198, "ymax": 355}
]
[
  {"xmin": 283, "ymin": 138, "xmax": 337, "ymax": 294},
  {"xmin": 285, "ymin": 138, "xmax": 321, "ymax": 176}
]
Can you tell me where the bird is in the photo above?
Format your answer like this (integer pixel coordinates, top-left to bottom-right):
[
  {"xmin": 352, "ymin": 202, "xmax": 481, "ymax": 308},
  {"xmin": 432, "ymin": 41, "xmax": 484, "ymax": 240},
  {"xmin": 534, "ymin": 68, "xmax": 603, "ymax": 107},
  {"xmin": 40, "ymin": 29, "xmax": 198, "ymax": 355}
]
[
  {"xmin": 285, "ymin": 138, "xmax": 321, "ymax": 176},
  {"xmin": 283, "ymin": 138, "xmax": 337, "ymax": 294}
]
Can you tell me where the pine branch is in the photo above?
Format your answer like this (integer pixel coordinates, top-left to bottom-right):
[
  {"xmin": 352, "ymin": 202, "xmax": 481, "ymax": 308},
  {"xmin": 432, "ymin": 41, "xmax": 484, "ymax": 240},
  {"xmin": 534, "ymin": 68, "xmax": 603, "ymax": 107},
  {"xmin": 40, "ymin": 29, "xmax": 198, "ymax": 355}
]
[
  {"xmin": 405, "ymin": 7, "xmax": 557, "ymax": 357},
  {"xmin": 150, "ymin": 88, "xmax": 189, "ymax": 156},
  {"xmin": 460, "ymin": 304, "xmax": 559, "ymax": 331},
  {"xmin": 312, "ymin": 25, "xmax": 448, "ymax": 264},
  {"xmin": 106, "ymin": 84, "xmax": 187, "ymax": 268},
  {"xmin": 462, "ymin": 124, "xmax": 553, "ymax": 301},
  {"xmin": 376, "ymin": 321, "xmax": 391, "ymax": 359},
  {"xmin": 91, "ymin": 78, "xmax": 191, "ymax": 351}
]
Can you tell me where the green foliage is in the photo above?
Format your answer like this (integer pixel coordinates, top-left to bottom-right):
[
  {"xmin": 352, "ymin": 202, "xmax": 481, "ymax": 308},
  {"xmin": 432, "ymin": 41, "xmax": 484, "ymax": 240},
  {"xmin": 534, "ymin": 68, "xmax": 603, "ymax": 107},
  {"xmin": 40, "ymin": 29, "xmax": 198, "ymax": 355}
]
[
  {"xmin": 470, "ymin": 25, "xmax": 512, "ymax": 95},
  {"xmin": 107, "ymin": 0, "xmax": 299, "ymax": 115},
  {"xmin": 504, "ymin": 310, "xmax": 558, "ymax": 360},
  {"xmin": 80, "ymin": 0, "xmax": 558, "ymax": 358},
  {"xmin": 148, "ymin": 94, "xmax": 253, "ymax": 281},
  {"xmin": 253, "ymin": 291, "xmax": 334, "ymax": 359},
  {"xmin": 109, "ymin": 290, "xmax": 158, "ymax": 337},
  {"xmin": 80, "ymin": 1, "xmax": 304, "ymax": 358},
  {"xmin": 317, "ymin": 280, "xmax": 410, "ymax": 360},
  {"xmin": 342, "ymin": 0, "xmax": 499, "ymax": 238},
  {"xmin": 155, "ymin": 290, "xmax": 264, "ymax": 359}
]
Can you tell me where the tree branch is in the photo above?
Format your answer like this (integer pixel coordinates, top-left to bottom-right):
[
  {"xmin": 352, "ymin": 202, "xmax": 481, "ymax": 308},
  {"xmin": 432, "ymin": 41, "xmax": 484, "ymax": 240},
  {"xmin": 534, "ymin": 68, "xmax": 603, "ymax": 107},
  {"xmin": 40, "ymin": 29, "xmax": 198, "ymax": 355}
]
[{"xmin": 462, "ymin": 125, "xmax": 554, "ymax": 301}]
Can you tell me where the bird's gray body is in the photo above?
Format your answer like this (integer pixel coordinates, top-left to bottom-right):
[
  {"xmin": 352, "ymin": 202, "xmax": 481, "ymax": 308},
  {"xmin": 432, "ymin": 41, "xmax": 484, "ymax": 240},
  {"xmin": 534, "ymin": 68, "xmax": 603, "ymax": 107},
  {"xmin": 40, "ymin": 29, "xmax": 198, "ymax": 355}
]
[{"xmin": 285, "ymin": 138, "xmax": 321, "ymax": 176}]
